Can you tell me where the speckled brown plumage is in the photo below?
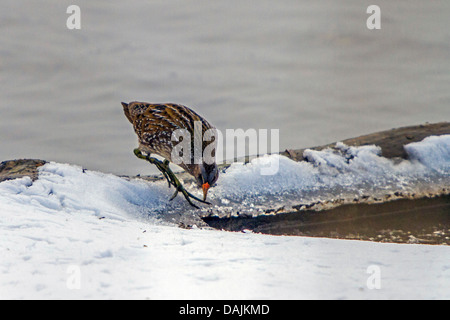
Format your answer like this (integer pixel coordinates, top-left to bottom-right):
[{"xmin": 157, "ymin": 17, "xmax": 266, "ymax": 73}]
[
  {"xmin": 122, "ymin": 101, "xmax": 219, "ymax": 202},
  {"xmin": 123, "ymin": 102, "xmax": 214, "ymax": 163}
]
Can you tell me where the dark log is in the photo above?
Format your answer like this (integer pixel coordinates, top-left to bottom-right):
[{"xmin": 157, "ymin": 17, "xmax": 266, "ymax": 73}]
[
  {"xmin": 281, "ymin": 122, "xmax": 450, "ymax": 161},
  {"xmin": 0, "ymin": 159, "xmax": 46, "ymax": 183}
]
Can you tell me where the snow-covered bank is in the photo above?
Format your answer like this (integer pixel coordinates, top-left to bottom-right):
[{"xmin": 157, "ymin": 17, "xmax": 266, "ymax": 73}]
[
  {"xmin": 1, "ymin": 189, "xmax": 449, "ymax": 299},
  {"xmin": 0, "ymin": 135, "xmax": 449, "ymax": 299}
]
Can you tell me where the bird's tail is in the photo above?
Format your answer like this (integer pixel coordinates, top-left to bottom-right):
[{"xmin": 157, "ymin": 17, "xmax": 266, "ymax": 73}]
[{"xmin": 121, "ymin": 102, "xmax": 133, "ymax": 123}]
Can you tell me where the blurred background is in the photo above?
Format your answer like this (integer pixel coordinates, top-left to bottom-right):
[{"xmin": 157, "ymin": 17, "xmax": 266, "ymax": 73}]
[{"xmin": 1, "ymin": 0, "xmax": 449, "ymax": 175}]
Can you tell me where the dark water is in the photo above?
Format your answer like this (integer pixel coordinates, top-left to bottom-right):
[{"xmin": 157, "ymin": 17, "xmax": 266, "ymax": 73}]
[
  {"xmin": 1, "ymin": 0, "xmax": 449, "ymax": 175},
  {"xmin": 203, "ymin": 194, "xmax": 450, "ymax": 245}
]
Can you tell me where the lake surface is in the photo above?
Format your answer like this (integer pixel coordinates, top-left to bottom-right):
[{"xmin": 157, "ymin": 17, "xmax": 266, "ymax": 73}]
[{"xmin": 1, "ymin": 0, "xmax": 449, "ymax": 175}]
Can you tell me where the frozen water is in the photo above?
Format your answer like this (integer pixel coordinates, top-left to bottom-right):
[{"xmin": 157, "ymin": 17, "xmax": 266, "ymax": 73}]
[{"xmin": 210, "ymin": 135, "xmax": 450, "ymax": 215}]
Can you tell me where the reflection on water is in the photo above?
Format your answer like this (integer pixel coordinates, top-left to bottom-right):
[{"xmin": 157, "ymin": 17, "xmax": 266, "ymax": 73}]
[
  {"xmin": 1, "ymin": 1, "xmax": 450, "ymax": 175},
  {"xmin": 203, "ymin": 194, "xmax": 450, "ymax": 245}
]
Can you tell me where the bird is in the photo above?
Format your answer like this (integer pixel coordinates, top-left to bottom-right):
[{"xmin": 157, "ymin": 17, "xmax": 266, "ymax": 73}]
[{"xmin": 122, "ymin": 101, "xmax": 219, "ymax": 208}]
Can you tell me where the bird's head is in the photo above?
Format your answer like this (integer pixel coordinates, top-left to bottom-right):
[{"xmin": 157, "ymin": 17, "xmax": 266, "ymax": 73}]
[{"xmin": 195, "ymin": 163, "xmax": 219, "ymax": 201}]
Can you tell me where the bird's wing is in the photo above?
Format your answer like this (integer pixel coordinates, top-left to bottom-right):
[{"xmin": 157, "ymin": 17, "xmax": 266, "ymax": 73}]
[{"xmin": 123, "ymin": 102, "xmax": 216, "ymax": 163}]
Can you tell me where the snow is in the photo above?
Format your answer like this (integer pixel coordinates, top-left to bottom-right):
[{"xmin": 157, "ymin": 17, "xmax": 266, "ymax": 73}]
[
  {"xmin": 211, "ymin": 135, "xmax": 450, "ymax": 214},
  {"xmin": 1, "ymin": 135, "xmax": 449, "ymax": 299},
  {"xmin": 404, "ymin": 135, "xmax": 450, "ymax": 174}
]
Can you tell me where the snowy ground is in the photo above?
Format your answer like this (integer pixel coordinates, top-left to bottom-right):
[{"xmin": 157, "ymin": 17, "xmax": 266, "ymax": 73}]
[{"xmin": 1, "ymin": 136, "xmax": 449, "ymax": 299}]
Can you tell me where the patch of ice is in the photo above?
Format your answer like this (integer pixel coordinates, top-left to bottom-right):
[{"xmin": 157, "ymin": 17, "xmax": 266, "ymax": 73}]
[
  {"xmin": 212, "ymin": 135, "xmax": 449, "ymax": 211},
  {"xmin": 404, "ymin": 135, "xmax": 450, "ymax": 174}
]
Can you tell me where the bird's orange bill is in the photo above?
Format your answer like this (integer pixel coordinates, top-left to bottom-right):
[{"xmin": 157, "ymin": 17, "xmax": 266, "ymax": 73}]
[{"xmin": 202, "ymin": 182, "xmax": 210, "ymax": 201}]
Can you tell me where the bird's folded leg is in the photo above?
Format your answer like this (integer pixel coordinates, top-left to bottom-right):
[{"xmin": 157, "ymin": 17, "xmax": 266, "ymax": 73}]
[
  {"xmin": 169, "ymin": 184, "xmax": 211, "ymax": 209},
  {"xmin": 134, "ymin": 149, "xmax": 173, "ymax": 187},
  {"xmin": 162, "ymin": 166, "xmax": 211, "ymax": 208},
  {"xmin": 133, "ymin": 148, "xmax": 211, "ymax": 208}
]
